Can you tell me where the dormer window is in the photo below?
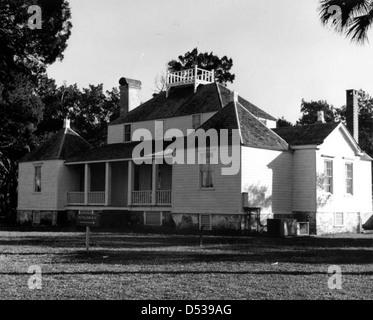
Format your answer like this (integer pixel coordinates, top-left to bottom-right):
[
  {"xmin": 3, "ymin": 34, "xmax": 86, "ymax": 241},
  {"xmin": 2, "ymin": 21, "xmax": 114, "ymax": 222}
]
[
  {"xmin": 124, "ymin": 124, "xmax": 131, "ymax": 142},
  {"xmin": 192, "ymin": 114, "xmax": 202, "ymax": 130}
]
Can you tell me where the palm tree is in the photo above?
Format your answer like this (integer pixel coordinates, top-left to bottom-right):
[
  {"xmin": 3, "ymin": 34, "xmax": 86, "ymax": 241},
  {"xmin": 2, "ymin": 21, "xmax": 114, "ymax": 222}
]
[{"xmin": 319, "ymin": 0, "xmax": 373, "ymax": 43}]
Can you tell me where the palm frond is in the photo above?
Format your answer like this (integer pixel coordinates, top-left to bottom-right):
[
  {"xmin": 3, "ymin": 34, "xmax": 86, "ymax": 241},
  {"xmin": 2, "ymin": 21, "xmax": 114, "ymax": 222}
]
[
  {"xmin": 346, "ymin": 8, "xmax": 373, "ymax": 43},
  {"xmin": 319, "ymin": 0, "xmax": 373, "ymax": 42}
]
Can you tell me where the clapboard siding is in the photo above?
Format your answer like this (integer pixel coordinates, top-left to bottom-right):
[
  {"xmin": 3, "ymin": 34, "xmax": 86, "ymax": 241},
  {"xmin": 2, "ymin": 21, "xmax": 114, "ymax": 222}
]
[
  {"xmin": 18, "ymin": 161, "xmax": 63, "ymax": 210},
  {"xmin": 56, "ymin": 164, "xmax": 83, "ymax": 209},
  {"xmin": 241, "ymin": 147, "xmax": 292, "ymax": 214},
  {"xmin": 292, "ymin": 149, "xmax": 317, "ymax": 212},
  {"xmin": 172, "ymin": 145, "xmax": 241, "ymax": 215},
  {"xmin": 107, "ymin": 112, "xmax": 216, "ymax": 144},
  {"xmin": 316, "ymin": 128, "xmax": 372, "ymax": 213}
]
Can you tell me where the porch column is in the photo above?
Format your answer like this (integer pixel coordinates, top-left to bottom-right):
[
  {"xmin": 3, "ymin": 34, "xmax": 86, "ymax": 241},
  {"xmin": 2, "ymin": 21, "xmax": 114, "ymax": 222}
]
[
  {"xmin": 84, "ymin": 163, "xmax": 90, "ymax": 205},
  {"xmin": 152, "ymin": 160, "xmax": 157, "ymax": 205},
  {"xmin": 105, "ymin": 162, "xmax": 111, "ymax": 206},
  {"xmin": 127, "ymin": 161, "xmax": 133, "ymax": 206}
]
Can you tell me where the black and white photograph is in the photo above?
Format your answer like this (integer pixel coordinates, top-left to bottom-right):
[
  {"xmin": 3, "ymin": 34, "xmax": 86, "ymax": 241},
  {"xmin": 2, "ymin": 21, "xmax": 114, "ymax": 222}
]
[{"xmin": 0, "ymin": 0, "xmax": 373, "ymax": 307}]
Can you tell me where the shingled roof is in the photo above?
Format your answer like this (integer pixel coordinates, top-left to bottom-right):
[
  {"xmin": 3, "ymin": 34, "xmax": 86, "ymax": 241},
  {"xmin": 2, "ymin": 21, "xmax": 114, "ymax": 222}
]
[
  {"xmin": 66, "ymin": 140, "xmax": 175, "ymax": 163},
  {"xmin": 200, "ymin": 101, "xmax": 288, "ymax": 151},
  {"xmin": 21, "ymin": 128, "xmax": 91, "ymax": 163},
  {"xmin": 273, "ymin": 122, "xmax": 340, "ymax": 146},
  {"xmin": 110, "ymin": 82, "xmax": 277, "ymax": 125}
]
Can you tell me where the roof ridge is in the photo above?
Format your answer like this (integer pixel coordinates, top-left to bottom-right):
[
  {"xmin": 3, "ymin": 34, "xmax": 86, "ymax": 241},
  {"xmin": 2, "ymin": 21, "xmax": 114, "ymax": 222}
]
[
  {"xmin": 236, "ymin": 101, "xmax": 289, "ymax": 149},
  {"xmin": 56, "ymin": 128, "xmax": 67, "ymax": 159},
  {"xmin": 233, "ymin": 101, "xmax": 243, "ymax": 144},
  {"xmin": 215, "ymin": 82, "xmax": 224, "ymax": 109}
]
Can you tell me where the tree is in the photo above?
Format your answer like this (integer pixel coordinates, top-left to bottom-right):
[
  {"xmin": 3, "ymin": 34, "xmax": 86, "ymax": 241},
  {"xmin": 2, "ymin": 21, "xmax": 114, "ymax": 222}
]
[
  {"xmin": 0, "ymin": 0, "xmax": 72, "ymax": 83},
  {"xmin": 319, "ymin": 0, "xmax": 373, "ymax": 43},
  {"xmin": 167, "ymin": 48, "xmax": 235, "ymax": 85},
  {"xmin": 276, "ymin": 117, "xmax": 293, "ymax": 128},
  {"xmin": 0, "ymin": 0, "xmax": 72, "ymax": 221},
  {"xmin": 297, "ymin": 99, "xmax": 335, "ymax": 125},
  {"xmin": 37, "ymin": 81, "xmax": 120, "ymax": 147},
  {"xmin": 336, "ymin": 90, "xmax": 373, "ymax": 157}
]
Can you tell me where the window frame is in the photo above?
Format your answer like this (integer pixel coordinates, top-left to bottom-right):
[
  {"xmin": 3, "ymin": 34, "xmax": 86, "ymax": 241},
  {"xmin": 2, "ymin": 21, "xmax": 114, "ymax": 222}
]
[
  {"xmin": 144, "ymin": 211, "xmax": 163, "ymax": 226},
  {"xmin": 199, "ymin": 214, "xmax": 212, "ymax": 231},
  {"xmin": 199, "ymin": 151, "xmax": 215, "ymax": 190},
  {"xmin": 123, "ymin": 123, "xmax": 132, "ymax": 143},
  {"xmin": 323, "ymin": 160, "xmax": 333, "ymax": 194},
  {"xmin": 345, "ymin": 162, "xmax": 353, "ymax": 195},
  {"xmin": 34, "ymin": 165, "xmax": 42, "ymax": 193},
  {"xmin": 334, "ymin": 212, "xmax": 344, "ymax": 227}
]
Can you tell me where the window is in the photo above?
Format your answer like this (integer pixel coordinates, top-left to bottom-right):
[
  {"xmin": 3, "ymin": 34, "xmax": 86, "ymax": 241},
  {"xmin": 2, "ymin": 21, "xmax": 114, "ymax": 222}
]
[
  {"xmin": 345, "ymin": 163, "xmax": 353, "ymax": 195},
  {"xmin": 34, "ymin": 166, "xmax": 41, "ymax": 192},
  {"xmin": 144, "ymin": 212, "xmax": 162, "ymax": 226},
  {"xmin": 192, "ymin": 114, "xmax": 202, "ymax": 130},
  {"xmin": 200, "ymin": 215, "xmax": 212, "ymax": 231},
  {"xmin": 323, "ymin": 160, "xmax": 333, "ymax": 193},
  {"xmin": 334, "ymin": 212, "xmax": 344, "ymax": 227},
  {"xmin": 200, "ymin": 152, "xmax": 214, "ymax": 189},
  {"xmin": 124, "ymin": 124, "xmax": 131, "ymax": 142}
]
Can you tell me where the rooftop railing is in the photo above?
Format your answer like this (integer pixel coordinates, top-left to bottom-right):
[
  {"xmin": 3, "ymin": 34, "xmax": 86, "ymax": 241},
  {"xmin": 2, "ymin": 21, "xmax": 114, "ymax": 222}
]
[{"xmin": 166, "ymin": 66, "xmax": 214, "ymax": 97}]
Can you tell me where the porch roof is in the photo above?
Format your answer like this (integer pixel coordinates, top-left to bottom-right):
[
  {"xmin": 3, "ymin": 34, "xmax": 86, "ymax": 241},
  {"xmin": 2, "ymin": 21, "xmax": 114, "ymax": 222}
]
[{"xmin": 65, "ymin": 140, "xmax": 174, "ymax": 164}]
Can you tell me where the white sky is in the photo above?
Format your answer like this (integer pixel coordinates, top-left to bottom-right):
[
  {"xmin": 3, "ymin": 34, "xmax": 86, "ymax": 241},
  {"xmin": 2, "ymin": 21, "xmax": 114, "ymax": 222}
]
[{"xmin": 47, "ymin": 0, "xmax": 373, "ymax": 123}]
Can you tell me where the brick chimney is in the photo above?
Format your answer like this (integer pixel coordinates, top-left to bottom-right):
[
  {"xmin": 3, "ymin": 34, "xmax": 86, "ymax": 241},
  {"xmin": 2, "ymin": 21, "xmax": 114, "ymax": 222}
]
[
  {"xmin": 346, "ymin": 89, "xmax": 359, "ymax": 143},
  {"xmin": 317, "ymin": 111, "xmax": 326, "ymax": 123},
  {"xmin": 119, "ymin": 77, "xmax": 142, "ymax": 118}
]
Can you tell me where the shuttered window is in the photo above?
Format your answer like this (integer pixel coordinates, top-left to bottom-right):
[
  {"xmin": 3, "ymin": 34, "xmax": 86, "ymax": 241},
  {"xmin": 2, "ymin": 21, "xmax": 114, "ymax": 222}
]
[
  {"xmin": 145, "ymin": 212, "xmax": 162, "ymax": 226},
  {"xmin": 345, "ymin": 163, "xmax": 353, "ymax": 195},
  {"xmin": 33, "ymin": 211, "xmax": 41, "ymax": 225},
  {"xmin": 124, "ymin": 124, "xmax": 131, "ymax": 142},
  {"xmin": 323, "ymin": 160, "xmax": 333, "ymax": 193},
  {"xmin": 34, "ymin": 166, "xmax": 42, "ymax": 192},
  {"xmin": 200, "ymin": 215, "xmax": 212, "ymax": 231},
  {"xmin": 200, "ymin": 152, "xmax": 214, "ymax": 189},
  {"xmin": 334, "ymin": 212, "xmax": 344, "ymax": 227}
]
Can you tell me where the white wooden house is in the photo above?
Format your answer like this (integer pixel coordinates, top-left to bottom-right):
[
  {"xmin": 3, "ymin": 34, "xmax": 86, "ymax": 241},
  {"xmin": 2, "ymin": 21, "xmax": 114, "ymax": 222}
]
[{"xmin": 17, "ymin": 69, "xmax": 373, "ymax": 234}]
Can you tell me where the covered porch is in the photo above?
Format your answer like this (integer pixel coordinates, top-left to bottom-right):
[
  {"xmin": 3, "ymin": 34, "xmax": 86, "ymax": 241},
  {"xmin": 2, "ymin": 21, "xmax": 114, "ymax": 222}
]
[{"xmin": 66, "ymin": 160, "xmax": 172, "ymax": 207}]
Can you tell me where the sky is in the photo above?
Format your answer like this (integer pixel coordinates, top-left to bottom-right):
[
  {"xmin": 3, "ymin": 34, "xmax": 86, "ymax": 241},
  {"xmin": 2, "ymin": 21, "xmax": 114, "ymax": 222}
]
[{"xmin": 47, "ymin": 0, "xmax": 373, "ymax": 123}]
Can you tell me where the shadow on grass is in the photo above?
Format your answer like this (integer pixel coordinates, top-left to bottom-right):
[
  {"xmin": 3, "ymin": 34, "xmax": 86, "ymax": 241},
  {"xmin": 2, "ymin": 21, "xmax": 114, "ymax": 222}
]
[
  {"xmin": 0, "ymin": 233, "xmax": 372, "ymax": 265},
  {"xmin": 1, "ymin": 270, "xmax": 373, "ymax": 276}
]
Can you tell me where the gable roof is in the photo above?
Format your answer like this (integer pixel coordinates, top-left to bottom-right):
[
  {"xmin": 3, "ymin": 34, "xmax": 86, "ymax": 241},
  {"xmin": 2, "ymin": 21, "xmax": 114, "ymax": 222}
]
[
  {"xmin": 200, "ymin": 100, "xmax": 288, "ymax": 151},
  {"xmin": 273, "ymin": 122, "xmax": 340, "ymax": 146},
  {"xmin": 110, "ymin": 82, "xmax": 277, "ymax": 125},
  {"xmin": 21, "ymin": 128, "xmax": 92, "ymax": 163},
  {"xmin": 217, "ymin": 84, "xmax": 277, "ymax": 121}
]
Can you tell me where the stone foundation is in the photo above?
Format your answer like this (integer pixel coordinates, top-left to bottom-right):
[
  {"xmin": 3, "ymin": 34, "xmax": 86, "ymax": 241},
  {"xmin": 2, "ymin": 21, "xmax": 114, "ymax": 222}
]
[
  {"xmin": 316, "ymin": 212, "xmax": 363, "ymax": 235},
  {"xmin": 17, "ymin": 210, "xmax": 59, "ymax": 226}
]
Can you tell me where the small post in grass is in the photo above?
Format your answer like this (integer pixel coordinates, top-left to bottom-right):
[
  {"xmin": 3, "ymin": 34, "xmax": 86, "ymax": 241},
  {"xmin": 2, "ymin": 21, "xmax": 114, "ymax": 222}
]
[
  {"xmin": 199, "ymin": 225, "xmax": 204, "ymax": 247},
  {"xmin": 86, "ymin": 226, "xmax": 90, "ymax": 252}
]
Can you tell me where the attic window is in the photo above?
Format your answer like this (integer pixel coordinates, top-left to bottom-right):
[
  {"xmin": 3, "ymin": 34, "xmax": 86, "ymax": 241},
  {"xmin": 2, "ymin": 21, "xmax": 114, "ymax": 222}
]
[
  {"xmin": 34, "ymin": 166, "xmax": 42, "ymax": 193},
  {"xmin": 124, "ymin": 124, "xmax": 131, "ymax": 142},
  {"xmin": 192, "ymin": 114, "xmax": 202, "ymax": 130}
]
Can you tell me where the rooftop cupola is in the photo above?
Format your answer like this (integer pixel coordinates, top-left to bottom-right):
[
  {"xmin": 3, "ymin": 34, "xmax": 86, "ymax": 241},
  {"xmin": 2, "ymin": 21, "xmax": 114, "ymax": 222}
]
[{"xmin": 165, "ymin": 66, "xmax": 215, "ymax": 97}]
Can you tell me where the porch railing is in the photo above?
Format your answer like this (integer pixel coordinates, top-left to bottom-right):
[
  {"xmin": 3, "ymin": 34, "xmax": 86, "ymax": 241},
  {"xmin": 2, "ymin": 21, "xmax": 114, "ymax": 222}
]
[
  {"xmin": 132, "ymin": 191, "xmax": 152, "ymax": 205},
  {"xmin": 87, "ymin": 192, "xmax": 105, "ymax": 205},
  {"xmin": 67, "ymin": 192, "xmax": 85, "ymax": 205},
  {"xmin": 156, "ymin": 190, "xmax": 172, "ymax": 205},
  {"xmin": 167, "ymin": 68, "xmax": 214, "ymax": 87}
]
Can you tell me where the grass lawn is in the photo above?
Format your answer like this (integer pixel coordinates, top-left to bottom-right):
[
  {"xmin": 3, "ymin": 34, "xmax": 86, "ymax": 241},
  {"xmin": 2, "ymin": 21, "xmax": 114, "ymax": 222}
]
[{"xmin": 0, "ymin": 230, "xmax": 372, "ymax": 300}]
